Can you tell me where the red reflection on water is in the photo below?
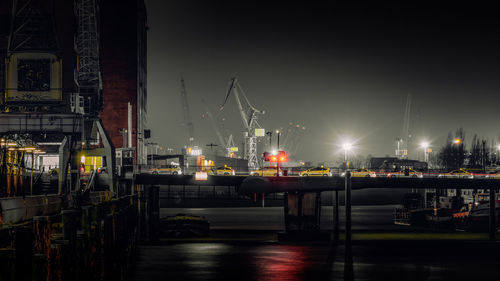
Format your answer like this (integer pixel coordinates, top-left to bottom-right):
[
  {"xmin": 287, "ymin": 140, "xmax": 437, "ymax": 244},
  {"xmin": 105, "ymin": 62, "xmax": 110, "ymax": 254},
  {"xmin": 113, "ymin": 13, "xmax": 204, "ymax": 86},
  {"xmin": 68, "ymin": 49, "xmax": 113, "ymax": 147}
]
[{"xmin": 252, "ymin": 245, "xmax": 313, "ymax": 281}]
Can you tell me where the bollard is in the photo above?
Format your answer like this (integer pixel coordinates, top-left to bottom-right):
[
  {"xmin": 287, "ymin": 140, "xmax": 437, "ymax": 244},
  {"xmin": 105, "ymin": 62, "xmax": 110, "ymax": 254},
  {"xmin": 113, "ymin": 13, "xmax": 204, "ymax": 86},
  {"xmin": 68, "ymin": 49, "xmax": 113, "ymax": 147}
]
[
  {"xmin": 50, "ymin": 240, "xmax": 70, "ymax": 281},
  {"xmin": 61, "ymin": 209, "xmax": 77, "ymax": 242},
  {"xmin": 14, "ymin": 227, "xmax": 33, "ymax": 281},
  {"xmin": 33, "ymin": 216, "xmax": 51, "ymax": 281},
  {"xmin": 0, "ymin": 248, "xmax": 15, "ymax": 281},
  {"xmin": 333, "ymin": 190, "xmax": 339, "ymax": 242}
]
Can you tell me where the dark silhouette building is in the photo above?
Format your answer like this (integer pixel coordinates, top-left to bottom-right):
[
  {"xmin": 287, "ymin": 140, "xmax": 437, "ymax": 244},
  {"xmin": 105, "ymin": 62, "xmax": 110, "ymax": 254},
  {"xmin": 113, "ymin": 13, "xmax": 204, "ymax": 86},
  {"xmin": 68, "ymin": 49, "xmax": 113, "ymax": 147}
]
[{"xmin": 0, "ymin": 0, "xmax": 148, "ymax": 164}]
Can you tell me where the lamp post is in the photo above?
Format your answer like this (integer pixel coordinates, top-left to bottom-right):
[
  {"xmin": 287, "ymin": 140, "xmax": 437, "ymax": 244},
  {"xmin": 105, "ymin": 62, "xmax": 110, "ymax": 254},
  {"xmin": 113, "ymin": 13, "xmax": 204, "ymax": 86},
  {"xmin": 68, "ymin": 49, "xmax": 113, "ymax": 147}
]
[
  {"xmin": 496, "ymin": 144, "xmax": 500, "ymax": 165},
  {"xmin": 420, "ymin": 141, "xmax": 430, "ymax": 162},
  {"xmin": 266, "ymin": 131, "xmax": 272, "ymax": 150},
  {"xmin": 342, "ymin": 142, "xmax": 352, "ymax": 170},
  {"xmin": 276, "ymin": 130, "xmax": 281, "ymax": 177},
  {"xmin": 276, "ymin": 130, "xmax": 280, "ymax": 150}
]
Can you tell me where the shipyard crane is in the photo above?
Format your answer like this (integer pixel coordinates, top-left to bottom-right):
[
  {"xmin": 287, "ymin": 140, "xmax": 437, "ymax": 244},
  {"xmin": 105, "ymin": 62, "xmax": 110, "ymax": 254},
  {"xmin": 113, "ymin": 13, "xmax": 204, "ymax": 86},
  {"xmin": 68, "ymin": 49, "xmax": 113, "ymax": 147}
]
[
  {"xmin": 202, "ymin": 99, "xmax": 235, "ymax": 157},
  {"xmin": 220, "ymin": 77, "xmax": 265, "ymax": 170},
  {"xmin": 397, "ymin": 94, "xmax": 412, "ymax": 159},
  {"xmin": 74, "ymin": 0, "xmax": 103, "ymax": 116},
  {"xmin": 180, "ymin": 77, "xmax": 195, "ymax": 147}
]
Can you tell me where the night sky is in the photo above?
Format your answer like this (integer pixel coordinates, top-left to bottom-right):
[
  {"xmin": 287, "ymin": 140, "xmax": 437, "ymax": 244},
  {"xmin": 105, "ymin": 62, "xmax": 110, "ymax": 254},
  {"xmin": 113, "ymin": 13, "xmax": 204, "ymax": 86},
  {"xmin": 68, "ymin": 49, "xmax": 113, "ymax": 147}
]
[{"xmin": 145, "ymin": 1, "xmax": 500, "ymax": 164}]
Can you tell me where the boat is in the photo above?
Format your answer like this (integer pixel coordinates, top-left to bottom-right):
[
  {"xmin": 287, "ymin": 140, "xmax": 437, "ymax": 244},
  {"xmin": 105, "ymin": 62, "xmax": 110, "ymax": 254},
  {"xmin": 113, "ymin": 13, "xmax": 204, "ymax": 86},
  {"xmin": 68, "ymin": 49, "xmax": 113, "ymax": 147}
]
[
  {"xmin": 453, "ymin": 201, "xmax": 500, "ymax": 231},
  {"xmin": 160, "ymin": 213, "xmax": 210, "ymax": 237}
]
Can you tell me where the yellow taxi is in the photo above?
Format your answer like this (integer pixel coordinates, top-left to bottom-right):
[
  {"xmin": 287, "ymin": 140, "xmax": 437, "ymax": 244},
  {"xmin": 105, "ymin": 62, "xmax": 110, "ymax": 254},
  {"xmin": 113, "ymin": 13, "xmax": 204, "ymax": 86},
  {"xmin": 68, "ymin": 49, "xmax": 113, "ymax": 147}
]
[
  {"xmin": 438, "ymin": 169, "xmax": 473, "ymax": 179},
  {"xmin": 350, "ymin": 168, "xmax": 377, "ymax": 178},
  {"xmin": 250, "ymin": 167, "xmax": 282, "ymax": 177},
  {"xmin": 299, "ymin": 166, "xmax": 331, "ymax": 177},
  {"xmin": 150, "ymin": 165, "xmax": 182, "ymax": 175},
  {"xmin": 210, "ymin": 165, "xmax": 235, "ymax": 176},
  {"xmin": 485, "ymin": 171, "xmax": 500, "ymax": 179},
  {"xmin": 387, "ymin": 168, "xmax": 423, "ymax": 178}
]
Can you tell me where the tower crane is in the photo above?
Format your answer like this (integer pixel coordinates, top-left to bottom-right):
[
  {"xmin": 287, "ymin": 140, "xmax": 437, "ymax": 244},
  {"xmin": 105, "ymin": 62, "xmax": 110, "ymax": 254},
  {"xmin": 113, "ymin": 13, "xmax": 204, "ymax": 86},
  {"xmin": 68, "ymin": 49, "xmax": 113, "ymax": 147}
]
[
  {"xmin": 74, "ymin": 0, "xmax": 103, "ymax": 116},
  {"xmin": 220, "ymin": 77, "xmax": 265, "ymax": 170},
  {"xmin": 397, "ymin": 94, "xmax": 412, "ymax": 159},
  {"xmin": 180, "ymin": 77, "xmax": 195, "ymax": 147},
  {"xmin": 202, "ymin": 99, "xmax": 235, "ymax": 157}
]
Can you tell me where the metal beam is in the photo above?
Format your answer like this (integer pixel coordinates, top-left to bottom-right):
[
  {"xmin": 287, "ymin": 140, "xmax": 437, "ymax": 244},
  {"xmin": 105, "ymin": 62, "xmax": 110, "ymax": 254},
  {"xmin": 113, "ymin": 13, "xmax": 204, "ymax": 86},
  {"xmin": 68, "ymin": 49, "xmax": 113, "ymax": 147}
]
[{"xmin": 0, "ymin": 113, "xmax": 84, "ymax": 134}]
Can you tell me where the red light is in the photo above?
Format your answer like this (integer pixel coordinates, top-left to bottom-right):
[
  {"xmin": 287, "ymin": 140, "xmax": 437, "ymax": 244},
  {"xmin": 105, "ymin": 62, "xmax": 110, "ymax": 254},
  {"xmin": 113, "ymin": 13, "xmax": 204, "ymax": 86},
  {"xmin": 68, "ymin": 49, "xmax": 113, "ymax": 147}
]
[{"xmin": 271, "ymin": 156, "xmax": 277, "ymax": 162}]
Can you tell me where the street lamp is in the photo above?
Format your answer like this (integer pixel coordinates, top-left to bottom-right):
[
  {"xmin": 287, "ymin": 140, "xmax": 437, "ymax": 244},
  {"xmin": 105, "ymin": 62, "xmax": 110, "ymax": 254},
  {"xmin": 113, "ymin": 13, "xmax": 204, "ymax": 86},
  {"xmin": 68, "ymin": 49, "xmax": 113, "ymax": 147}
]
[
  {"xmin": 420, "ymin": 141, "xmax": 430, "ymax": 162},
  {"xmin": 275, "ymin": 130, "xmax": 281, "ymax": 177},
  {"xmin": 276, "ymin": 130, "xmax": 280, "ymax": 150},
  {"xmin": 266, "ymin": 131, "xmax": 273, "ymax": 150},
  {"xmin": 454, "ymin": 138, "xmax": 462, "ymax": 145},
  {"xmin": 342, "ymin": 142, "xmax": 352, "ymax": 170}
]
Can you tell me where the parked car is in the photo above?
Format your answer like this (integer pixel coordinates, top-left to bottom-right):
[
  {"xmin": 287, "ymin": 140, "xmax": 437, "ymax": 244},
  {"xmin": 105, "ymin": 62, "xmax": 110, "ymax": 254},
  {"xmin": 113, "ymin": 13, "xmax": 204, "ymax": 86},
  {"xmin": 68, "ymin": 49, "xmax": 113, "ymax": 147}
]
[
  {"xmin": 299, "ymin": 166, "xmax": 331, "ymax": 177},
  {"xmin": 346, "ymin": 168, "xmax": 377, "ymax": 178},
  {"xmin": 150, "ymin": 165, "xmax": 182, "ymax": 175},
  {"xmin": 387, "ymin": 168, "xmax": 423, "ymax": 178},
  {"xmin": 209, "ymin": 165, "xmax": 235, "ymax": 176},
  {"xmin": 250, "ymin": 167, "xmax": 282, "ymax": 176},
  {"xmin": 438, "ymin": 169, "xmax": 473, "ymax": 179}
]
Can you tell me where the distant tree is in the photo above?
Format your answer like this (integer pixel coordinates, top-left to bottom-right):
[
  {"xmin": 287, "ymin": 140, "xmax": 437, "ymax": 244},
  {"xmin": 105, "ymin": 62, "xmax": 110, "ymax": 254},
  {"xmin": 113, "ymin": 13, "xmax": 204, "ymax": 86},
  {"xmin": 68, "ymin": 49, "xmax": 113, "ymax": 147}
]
[
  {"xmin": 428, "ymin": 152, "xmax": 440, "ymax": 169},
  {"xmin": 480, "ymin": 139, "xmax": 490, "ymax": 168},
  {"xmin": 438, "ymin": 128, "xmax": 467, "ymax": 170},
  {"xmin": 469, "ymin": 135, "xmax": 481, "ymax": 168},
  {"xmin": 468, "ymin": 135, "xmax": 490, "ymax": 169}
]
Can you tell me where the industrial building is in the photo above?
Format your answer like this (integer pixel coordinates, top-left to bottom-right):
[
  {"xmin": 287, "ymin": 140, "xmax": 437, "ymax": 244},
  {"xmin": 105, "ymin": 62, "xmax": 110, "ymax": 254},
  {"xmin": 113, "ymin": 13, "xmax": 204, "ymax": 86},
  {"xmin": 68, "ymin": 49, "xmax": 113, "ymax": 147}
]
[{"xmin": 0, "ymin": 0, "xmax": 148, "ymax": 164}]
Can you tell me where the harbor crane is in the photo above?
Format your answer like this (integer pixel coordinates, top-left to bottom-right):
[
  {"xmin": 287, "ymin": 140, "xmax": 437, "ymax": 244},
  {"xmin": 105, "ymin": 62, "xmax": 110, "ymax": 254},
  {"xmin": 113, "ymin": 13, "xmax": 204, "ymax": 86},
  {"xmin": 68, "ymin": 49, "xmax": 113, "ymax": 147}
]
[
  {"xmin": 202, "ymin": 99, "xmax": 235, "ymax": 157},
  {"xmin": 180, "ymin": 77, "xmax": 195, "ymax": 147},
  {"xmin": 397, "ymin": 94, "xmax": 412, "ymax": 159},
  {"xmin": 220, "ymin": 77, "xmax": 265, "ymax": 170}
]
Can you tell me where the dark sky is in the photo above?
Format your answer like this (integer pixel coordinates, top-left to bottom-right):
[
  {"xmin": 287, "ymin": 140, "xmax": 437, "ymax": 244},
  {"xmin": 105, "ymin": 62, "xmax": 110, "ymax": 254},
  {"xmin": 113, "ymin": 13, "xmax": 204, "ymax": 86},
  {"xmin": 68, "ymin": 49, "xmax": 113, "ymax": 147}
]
[{"xmin": 145, "ymin": 1, "xmax": 500, "ymax": 164}]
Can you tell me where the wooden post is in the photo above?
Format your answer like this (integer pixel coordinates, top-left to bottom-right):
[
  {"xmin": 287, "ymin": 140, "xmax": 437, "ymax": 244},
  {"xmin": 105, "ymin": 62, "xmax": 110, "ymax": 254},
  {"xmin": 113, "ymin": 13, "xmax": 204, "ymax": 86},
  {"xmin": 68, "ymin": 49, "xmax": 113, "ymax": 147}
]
[
  {"xmin": 489, "ymin": 188, "xmax": 496, "ymax": 240},
  {"xmin": 345, "ymin": 171, "xmax": 352, "ymax": 246}
]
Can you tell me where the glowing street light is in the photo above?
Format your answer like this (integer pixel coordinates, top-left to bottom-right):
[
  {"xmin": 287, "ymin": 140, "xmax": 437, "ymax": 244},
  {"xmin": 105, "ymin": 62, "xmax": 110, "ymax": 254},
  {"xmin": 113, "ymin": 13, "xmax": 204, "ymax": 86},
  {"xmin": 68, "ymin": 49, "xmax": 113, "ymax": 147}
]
[
  {"xmin": 342, "ymin": 142, "xmax": 352, "ymax": 162},
  {"xmin": 454, "ymin": 138, "xmax": 462, "ymax": 145},
  {"xmin": 420, "ymin": 141, "xmax": 430, "ymax": 162}
]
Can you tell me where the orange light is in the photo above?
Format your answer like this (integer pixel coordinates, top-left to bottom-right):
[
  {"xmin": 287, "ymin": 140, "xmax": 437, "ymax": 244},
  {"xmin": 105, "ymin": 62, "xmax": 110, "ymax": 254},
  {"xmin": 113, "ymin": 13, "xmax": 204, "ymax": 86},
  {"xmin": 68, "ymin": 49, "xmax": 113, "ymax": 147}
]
[{"xmin": 271, "ymin": 156, "xmax": 277, "ymax": 162}]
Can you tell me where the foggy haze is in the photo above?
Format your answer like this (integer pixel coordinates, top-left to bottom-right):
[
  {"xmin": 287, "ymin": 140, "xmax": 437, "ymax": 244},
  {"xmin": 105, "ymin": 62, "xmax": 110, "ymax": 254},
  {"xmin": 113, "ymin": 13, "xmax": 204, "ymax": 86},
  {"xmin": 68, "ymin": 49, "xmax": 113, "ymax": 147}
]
[{"xmin": 145, "ymin": 1, "xmax": 500, "ymax": 164}]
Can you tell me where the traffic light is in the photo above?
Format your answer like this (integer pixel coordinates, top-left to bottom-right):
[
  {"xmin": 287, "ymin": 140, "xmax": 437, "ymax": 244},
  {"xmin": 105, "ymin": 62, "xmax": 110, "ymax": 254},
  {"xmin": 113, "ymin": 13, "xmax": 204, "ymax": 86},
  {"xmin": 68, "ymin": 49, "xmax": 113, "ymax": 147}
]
[{"xmin": 263, "ymin": 151, "xmax": 287, "ymax": 162}]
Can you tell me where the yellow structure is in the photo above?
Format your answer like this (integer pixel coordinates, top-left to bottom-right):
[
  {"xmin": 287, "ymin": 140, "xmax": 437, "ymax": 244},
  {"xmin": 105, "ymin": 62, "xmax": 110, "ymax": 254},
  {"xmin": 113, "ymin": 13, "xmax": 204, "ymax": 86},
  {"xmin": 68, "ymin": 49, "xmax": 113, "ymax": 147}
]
[{"xmin": 4, "ymin": 53, "xmax": 62, "ymax": 104}]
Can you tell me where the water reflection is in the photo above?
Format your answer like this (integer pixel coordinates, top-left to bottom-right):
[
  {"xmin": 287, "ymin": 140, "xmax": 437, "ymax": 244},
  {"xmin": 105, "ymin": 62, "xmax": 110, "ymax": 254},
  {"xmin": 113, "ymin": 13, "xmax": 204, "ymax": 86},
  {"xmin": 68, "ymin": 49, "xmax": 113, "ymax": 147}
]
[{"xmin": 252, "ymin": 245, "xmax": 317, "ymax": 281}]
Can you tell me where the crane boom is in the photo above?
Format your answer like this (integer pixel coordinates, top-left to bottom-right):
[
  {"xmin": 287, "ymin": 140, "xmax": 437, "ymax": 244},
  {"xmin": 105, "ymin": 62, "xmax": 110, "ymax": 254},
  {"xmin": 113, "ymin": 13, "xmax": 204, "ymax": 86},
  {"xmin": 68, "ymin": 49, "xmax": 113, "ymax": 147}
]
[
  {"xmin": 219, "ymin": 77, "xmax": 265, "ymax": 170},
  {"xmin": 202, "ymin": 99, "xmax": 227, "ymax": 149},
  {"xmin": 180, "ymin": 77, "xmax": 195, "ymax": 146}
]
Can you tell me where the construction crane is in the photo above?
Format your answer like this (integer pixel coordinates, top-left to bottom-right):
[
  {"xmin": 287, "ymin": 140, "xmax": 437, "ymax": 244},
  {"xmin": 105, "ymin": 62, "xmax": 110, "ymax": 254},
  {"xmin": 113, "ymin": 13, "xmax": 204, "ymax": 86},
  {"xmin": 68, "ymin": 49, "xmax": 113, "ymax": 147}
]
[
  {"xmin": 74, "ymin": 0, "xmax": 103, "ymax": 116},
  {"xmin": 397, "ymin": 94, "xmax": 412, "ymax": 159},
  {"xmin": 180, "ymin": 77, "xmax": 195, "ymax": 147},
  {"xmin": 220, "ymin": 77, "xmax": 265, "ymax": 170},
  {"xmin": 202, "ymin": 99, "xmax": 235, "ymax": 157}
]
